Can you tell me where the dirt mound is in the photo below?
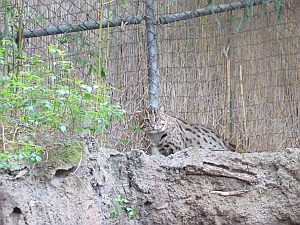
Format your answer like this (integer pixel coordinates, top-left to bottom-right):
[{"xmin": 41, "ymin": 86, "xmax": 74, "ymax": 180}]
[{"xmin": 1, "ymin": 135, "xmax": 299, "ymax": 224}]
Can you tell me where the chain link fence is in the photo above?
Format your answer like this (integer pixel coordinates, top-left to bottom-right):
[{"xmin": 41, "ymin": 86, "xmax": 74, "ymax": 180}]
[{"xmin": 1, "ymin": 0, "xmax": 299, "ymax": 153}]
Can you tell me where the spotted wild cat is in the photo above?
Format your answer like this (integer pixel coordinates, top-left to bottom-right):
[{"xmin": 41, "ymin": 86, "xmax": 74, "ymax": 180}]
[{"xmin": 136, "ymin": 107, "xmax": 230, "ymax": 156}]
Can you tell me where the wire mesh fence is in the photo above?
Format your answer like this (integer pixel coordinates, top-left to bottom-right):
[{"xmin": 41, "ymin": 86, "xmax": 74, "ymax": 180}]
[{"xmin": 1, "ymin": 0, "xmax": 299, "ymax": 153}]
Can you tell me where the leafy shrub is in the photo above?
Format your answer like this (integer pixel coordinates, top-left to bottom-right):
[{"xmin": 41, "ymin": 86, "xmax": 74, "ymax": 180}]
[{"xmin": 0, "ymin": 42, "xmax": 125, "ymax": 169}]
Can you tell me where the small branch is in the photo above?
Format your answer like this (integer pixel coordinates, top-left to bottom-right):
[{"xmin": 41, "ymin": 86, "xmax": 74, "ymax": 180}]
[
  {"xmin": 71, "ymin": 150, "xmax": 83, "ymax": 175},
  {"xmin": 186, "ymin": 164, "xmax": 258, "ymax": 184},
  {"xmin": 2, "ymin": 123, "xmax": 6, "ymax": 152},
  {"xmin": 210, "ymin": 190, "xmax": 249, "ymax": 196}
]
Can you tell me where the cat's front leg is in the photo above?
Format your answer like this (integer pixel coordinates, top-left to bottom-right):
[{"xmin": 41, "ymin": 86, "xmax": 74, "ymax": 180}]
[{"xmin": 150, "ymin": 145, "xmax": 162, "ymax": 156}]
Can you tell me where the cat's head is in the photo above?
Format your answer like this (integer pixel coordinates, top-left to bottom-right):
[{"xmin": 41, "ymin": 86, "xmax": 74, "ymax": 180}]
[{"xmin": 135, "ymin": 107, "xmax": 167, "ymax": 133}]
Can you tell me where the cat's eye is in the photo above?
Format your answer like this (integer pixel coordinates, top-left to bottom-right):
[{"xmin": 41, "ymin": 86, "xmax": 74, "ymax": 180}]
[
  {"xmin": 144, "ymin": 118, "xmax": 150, "ymax": 123},
  {"xmin": 155, "ymin": 117, "xmax": 160, "ymax": 122}
]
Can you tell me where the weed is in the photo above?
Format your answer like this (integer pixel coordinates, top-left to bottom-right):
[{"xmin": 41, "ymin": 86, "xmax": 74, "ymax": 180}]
[
  {"xmin": 0, "ymin": 140, "xmax": 43, "ymax": 170},
  {"xmin": 109, "ymin": 196, "xmax": 135, "ymax": 220}
]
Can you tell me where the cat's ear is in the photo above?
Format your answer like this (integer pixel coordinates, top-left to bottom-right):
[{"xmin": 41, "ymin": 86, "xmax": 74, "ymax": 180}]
[{"xmin": 135, "ymin": 110, "xmax": 144, "ymax": 118}]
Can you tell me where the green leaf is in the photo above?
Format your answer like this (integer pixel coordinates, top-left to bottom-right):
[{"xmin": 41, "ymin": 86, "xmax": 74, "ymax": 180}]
[
  {"xmin": 35, "ymin": 155, "xmax": 42, "ymax": 162},
  {"xmin": 83, "ymin": 92, "xmax": 92, "ymax": 99},
  {"xmin": 60, "ymin": 124, "xmax": 67, "ymax": 132},
  {"xmin": 129, "ymin": 125, "xmax": 140, "ymax": 131},
  {"xmin": 56, "ymin": 89, "xmax": 69, "ymax": 95},
  {"xmin": 235, "ymin": 8, "xmax": 247, "ymax": 34},
  {"xmin": 261, "ymin": 2, "xmax": 267, "ymax": 19},
  {"xmin": 248, "ymin": 0, "xmax": 254, "ymax": 21},
  {"xmin": 207, "ymin": 0, "xmax": 224, "ymax": 29},
  {"xmin": 35, "ymin": 146, "xmax": 43, "ymax": 151},
  {"xmin": 101, "ymin": 67, "xmax": 107, "ymax": 78},
  {"xmin": 272, "ymin": 0, "xmax": 283, "ymax": 29},
  {"xmin": 81, "ymin": 84, "xmax": 93, "ymax": 93},
  {"xmin": 17, "ymin": 154, "xmax": 24, "ymax": 161},
  {"xmin": 127, "ymin": 208, "xmax": 135, "ymax": 220},
  {"xmin": 120, "ymin": 0, "xmax": 129, "ymax": 5},
  {"xmin": 20, "ymin": 99, "xmax": 32, "ymax": 107}
]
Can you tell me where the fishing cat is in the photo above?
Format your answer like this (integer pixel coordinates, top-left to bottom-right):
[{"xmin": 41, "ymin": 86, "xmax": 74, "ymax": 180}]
[{"xmin": 136, "ymin": 107, "xmax": 230, "ymax": 156}]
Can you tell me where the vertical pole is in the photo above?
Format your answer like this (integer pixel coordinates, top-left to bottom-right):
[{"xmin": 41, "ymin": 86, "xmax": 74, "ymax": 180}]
[{"xmin": 143, "ymin": 0, "xmax": 158, "ymax": 108}]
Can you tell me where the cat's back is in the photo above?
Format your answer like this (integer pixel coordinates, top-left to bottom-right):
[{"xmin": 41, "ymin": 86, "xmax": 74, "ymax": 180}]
[{"xmin": 172, "ymin": 116, "xmax": 229, "ymax": 151}]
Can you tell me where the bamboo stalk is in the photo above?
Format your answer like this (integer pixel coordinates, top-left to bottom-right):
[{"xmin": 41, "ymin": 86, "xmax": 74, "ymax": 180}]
[
  {"xmin": 3, "ymin": 0, "xmax": 9, "ymax": 77},
  {"xmin": 239, "ymin": 65, "xmax": 248, "ymax": 150},
  {"xmin": 98, "ymin": 0, "xmax": 106, "ymax": 147},
  {"xmin": 16, "ymin": 0, "xmax": 25, "ymax": 81},
  {"xmin": 223, "ymin": 46, "xmax": 232, "ymax": 143}
]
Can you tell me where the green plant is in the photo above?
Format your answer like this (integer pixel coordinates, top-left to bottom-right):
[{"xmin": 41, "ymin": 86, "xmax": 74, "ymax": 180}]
[
  {"xmin": 109, "ymin": 196, "xmax": 135, "ymax": 220},
  {"xmin": 0, "ymin": 41, "xmax": 124, "ymax": 170},
  {"xmin": 0, "ymin": 141, "xmax": 43, "ymax": 170},
  {"xmin": 58, "ymin": 33, "xmax": 100, "ymax": 77},
  {"xmin": 119, "ymin": 139, "xmax": 130, "ymax": 146},
  {"xmin": 1, "ymin": 44, "xmax": 125, "ymax": 134},
  {"xmin": 0, "ymin": 0, "xmax": 125, "ymax": 171},
  {"xmin": 206, "ymin": 0, "xmax": 283, "ymax": 33},
  {"xmin": 0, "ymin": 44, "xmax": 125, "ymax": 169}
]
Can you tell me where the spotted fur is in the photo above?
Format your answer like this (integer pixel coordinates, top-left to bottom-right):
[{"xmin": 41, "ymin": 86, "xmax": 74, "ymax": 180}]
[{"xmin": 136, "ymin": 107, "xmax": 229, "ymax": 156}]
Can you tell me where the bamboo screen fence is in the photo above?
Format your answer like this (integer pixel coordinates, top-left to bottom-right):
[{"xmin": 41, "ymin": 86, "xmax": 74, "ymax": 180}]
[{"xmin": 1, "ymin": 0, "xmax": 299, "ymax": 153}]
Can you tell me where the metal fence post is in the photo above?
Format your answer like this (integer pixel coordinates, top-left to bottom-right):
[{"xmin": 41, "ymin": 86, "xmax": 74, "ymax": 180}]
[{"xmin": 143, "ymin": 0, "xmax": 158, "ymax": 108}]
